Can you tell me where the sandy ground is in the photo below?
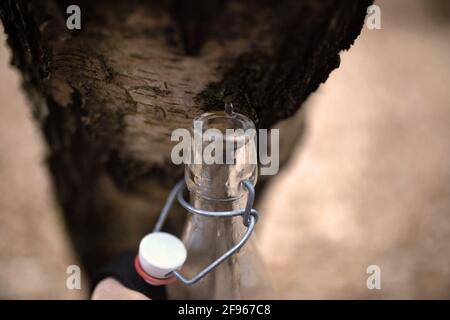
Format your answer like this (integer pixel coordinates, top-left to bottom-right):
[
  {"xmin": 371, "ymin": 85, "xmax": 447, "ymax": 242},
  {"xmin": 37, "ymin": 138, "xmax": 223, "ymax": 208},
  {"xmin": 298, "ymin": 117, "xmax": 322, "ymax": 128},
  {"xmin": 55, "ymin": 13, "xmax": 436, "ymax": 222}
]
[
  {"xmin": 0, "ymin": 26, "xmax": 85, "ymax": 299},
  {"xmin": 259, "ymin": 0, "xmax": 450, "ymax": 299},
  {"xmin": 0, "ymin": 0, "xmax": 449, "ymax": 299}
]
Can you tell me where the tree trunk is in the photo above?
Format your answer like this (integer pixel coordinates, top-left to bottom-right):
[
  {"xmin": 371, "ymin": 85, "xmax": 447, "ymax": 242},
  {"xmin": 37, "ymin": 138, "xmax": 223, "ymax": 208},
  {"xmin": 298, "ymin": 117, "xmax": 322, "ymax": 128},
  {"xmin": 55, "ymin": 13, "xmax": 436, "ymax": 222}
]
[{"xmin": 0, "ymin": 0, "xmax": 372, "ymax": 278}]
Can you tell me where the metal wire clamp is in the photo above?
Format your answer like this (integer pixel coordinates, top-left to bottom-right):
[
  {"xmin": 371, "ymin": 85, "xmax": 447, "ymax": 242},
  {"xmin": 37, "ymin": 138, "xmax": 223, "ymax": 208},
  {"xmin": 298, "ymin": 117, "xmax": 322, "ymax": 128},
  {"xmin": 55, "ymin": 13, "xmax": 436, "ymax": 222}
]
[{"xmin": 152, "ymin": 179, "xmax": 259, "ymax": 285}]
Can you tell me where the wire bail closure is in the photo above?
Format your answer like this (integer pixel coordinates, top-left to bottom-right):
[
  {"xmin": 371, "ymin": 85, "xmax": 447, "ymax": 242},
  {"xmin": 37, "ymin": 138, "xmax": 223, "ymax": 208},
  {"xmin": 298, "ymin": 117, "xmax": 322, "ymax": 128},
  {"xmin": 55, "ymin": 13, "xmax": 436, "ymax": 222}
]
[{"xmin": 150, "ymin": 179, "xmax": 259, "ymax": 285}]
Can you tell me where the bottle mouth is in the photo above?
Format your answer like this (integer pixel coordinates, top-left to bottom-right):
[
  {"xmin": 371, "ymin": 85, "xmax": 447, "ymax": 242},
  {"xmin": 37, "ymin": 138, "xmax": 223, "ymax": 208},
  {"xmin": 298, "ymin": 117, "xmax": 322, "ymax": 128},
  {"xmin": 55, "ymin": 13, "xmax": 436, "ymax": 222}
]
[
  {"xmin": 192, "ymin": 111, "xmax": 256, "ymax": 144},
  {"xmin": 193, "ymin": 111, "xmax": 255, "ymax": 132},
  {"xmin": 186, "ymin": 111, "xmax": 258, "ymax": 201}
]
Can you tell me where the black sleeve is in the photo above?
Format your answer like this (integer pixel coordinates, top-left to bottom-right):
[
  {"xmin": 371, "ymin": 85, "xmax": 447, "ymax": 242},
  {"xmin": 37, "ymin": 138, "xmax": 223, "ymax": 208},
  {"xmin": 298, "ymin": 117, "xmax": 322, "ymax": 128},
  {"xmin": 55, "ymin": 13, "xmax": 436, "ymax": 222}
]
[{"xmin": 91, "ymin": 251, "xmax": 167, "ymax": 300}]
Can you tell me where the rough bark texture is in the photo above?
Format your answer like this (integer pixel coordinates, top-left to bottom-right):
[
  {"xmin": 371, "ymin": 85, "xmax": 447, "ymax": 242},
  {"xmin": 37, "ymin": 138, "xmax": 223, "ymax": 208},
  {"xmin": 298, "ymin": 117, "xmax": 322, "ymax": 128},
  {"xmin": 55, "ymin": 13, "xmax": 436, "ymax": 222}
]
[{"xmin": 0, "ymin": 0, "xmax": 372, "ymax": 278}]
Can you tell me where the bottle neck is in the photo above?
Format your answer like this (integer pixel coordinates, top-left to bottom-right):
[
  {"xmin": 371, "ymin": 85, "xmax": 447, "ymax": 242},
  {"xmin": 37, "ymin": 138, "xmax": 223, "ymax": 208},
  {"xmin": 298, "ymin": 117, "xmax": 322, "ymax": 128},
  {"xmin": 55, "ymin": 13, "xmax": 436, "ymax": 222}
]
[{"xmin": 189, "ymin": 191, "xmax": 247, "ymax": 212}]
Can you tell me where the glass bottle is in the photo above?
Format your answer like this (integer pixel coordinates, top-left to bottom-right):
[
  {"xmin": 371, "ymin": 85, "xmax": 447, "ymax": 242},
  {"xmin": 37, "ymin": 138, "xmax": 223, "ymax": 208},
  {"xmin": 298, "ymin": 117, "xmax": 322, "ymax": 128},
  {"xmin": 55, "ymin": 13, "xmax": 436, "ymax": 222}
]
[{"xmin": 167, "ymin": 110, "xmax": 273, "ymax": 299}]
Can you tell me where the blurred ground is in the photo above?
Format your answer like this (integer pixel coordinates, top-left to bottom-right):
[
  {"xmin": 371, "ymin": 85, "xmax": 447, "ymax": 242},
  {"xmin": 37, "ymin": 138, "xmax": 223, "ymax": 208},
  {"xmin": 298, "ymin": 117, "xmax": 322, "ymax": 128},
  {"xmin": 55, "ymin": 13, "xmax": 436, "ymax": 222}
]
[
  {"xmin": 0, "ymin": 27, "xmax": 86, "ymax": 298},
  {"xmin": 259, "ymin": 0, "xmax": 450, "ymax": 299},
  {"xmin": 0, "ymin": 0, "xmax": 449, "ymax": 299}
]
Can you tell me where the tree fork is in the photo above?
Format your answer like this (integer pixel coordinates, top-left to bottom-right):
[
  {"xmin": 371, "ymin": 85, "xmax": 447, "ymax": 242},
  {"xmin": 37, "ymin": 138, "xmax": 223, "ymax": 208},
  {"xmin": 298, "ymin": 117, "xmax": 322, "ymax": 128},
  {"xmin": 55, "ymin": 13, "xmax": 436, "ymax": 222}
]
[{"xmin": 0, "ymin": 0, "xmax": 372, "ymax": 277}]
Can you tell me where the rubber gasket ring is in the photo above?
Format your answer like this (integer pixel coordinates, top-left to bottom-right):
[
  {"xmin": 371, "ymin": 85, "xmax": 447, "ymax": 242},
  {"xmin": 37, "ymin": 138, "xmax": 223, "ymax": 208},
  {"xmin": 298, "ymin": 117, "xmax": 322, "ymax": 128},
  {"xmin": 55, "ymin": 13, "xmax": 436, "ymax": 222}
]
[{"xmin": 134, "ymin": 255, "xmax": 177, "ymax": 286}]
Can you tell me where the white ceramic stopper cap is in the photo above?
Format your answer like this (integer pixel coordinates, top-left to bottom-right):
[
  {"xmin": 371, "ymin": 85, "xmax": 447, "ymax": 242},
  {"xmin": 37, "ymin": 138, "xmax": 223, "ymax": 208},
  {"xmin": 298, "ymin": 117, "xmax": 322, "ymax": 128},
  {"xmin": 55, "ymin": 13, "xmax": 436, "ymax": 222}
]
[{"xmin": 138, "ymin": 232, "xmax": 187, "ymax": 279}]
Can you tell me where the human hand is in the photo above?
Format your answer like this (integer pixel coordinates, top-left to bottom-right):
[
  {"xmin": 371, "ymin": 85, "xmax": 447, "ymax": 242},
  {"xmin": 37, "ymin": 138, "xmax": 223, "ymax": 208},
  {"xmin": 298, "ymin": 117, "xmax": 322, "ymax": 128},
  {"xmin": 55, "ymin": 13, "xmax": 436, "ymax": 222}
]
[{"xmin": 91, "ymin": 277, "xmax": 150, "ymax": 300}]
